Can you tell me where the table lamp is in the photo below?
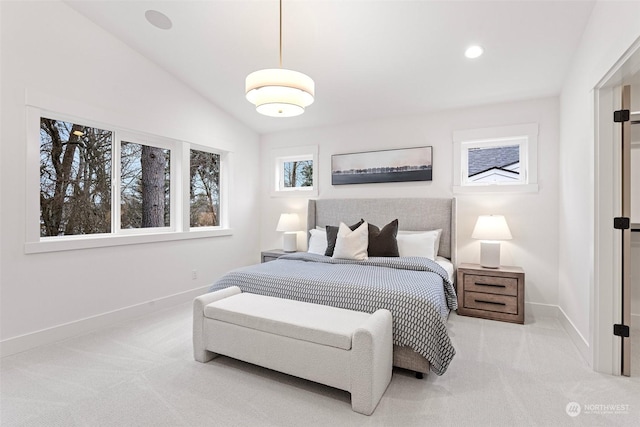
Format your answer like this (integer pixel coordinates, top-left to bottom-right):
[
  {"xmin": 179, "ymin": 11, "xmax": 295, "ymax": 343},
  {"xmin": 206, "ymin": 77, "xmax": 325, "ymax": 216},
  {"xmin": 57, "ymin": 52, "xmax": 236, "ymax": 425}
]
[
  {"xmin": 276, "ymin": 213, "xmax": 300, "ymax": 252},
  {"xmin": 472, "ymin": 215, "xmax": 512, "ymax": 268}
]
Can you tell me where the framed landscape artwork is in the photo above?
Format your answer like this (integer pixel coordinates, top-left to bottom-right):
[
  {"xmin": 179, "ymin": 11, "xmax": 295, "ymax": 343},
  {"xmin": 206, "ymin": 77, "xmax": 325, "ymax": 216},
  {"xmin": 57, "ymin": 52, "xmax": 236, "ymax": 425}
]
[{"xmin": 331, "ymin": 146, "xmax": 433, "ymax": 185}]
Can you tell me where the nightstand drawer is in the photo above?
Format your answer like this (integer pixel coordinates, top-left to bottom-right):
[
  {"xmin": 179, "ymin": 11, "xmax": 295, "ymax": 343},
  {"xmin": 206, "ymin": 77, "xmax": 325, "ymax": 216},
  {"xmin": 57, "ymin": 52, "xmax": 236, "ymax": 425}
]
[
  {"xmin": 463, "ymin": 274, "xmax": 517, "ymax": 296},
  {"xmin": 261, "ymin": 249, "xmax": 303, "ymax": 263},
  {"xmin": 463, "ymin": 291, "xmax": 518, "ymax": 315}
]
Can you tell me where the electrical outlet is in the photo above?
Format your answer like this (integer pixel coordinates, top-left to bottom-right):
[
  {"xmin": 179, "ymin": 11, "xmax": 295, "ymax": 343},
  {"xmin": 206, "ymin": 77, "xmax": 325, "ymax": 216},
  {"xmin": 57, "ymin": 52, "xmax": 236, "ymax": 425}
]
[{"xmin": 192, "ymin": 270, "xmax": 198, "ymax": 280}]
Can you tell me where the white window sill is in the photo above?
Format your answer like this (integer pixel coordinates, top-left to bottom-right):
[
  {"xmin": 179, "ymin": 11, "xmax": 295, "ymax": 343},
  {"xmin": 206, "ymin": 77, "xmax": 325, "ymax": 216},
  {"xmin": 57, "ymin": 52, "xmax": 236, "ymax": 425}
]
[
  {"xmin": 453, "ymin": 184, "xmax": 539, "ymax": 194},
  {"xmin": 24, "ymin": 228, "xmax": 233, "ymax": 254}
]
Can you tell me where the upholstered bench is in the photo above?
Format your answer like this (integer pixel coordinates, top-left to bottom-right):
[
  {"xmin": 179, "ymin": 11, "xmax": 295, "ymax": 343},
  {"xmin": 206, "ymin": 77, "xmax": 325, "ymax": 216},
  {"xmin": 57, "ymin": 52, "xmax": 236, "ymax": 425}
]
[{"xmin": 193, "ymin": 286, "xmax": 393, "ymax": 415}]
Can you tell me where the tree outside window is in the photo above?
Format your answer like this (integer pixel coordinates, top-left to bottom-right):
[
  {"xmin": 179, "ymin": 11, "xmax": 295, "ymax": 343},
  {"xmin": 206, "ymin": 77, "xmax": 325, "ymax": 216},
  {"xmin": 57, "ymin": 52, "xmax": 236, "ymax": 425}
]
[
  {"xmin": 120, "ymin": 142, "xmax": 171, "ymax": 229},
  {"xmin": 190, "ymin": 149, "xmax": 220, "ymax": 227},
  {"xmin": 271, "ymin": 146, "xmax": 318, "ymax": 197},
  {"xmin": 34, "ymin": 112, "xmax": 228, "ymax": 250},
  {"xmin": 40, "ymin": 118, "xmax": 112, "ymax": 236},
  {"xmin": 283, "ymin": 160, "xmax": 313, "ymax": 188}
]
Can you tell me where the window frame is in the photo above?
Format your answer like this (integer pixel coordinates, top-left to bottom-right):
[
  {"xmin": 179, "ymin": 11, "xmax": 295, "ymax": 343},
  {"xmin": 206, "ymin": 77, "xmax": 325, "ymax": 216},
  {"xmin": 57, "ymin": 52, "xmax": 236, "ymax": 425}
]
[
  {"xmin": 452, "ymin": 123, "xmax": 539, "ymax": 193},
  {"xmin": 38, "ymin": 112, "xmax": 115, "ymax": 239},
  {"xmin": 188, "ymin": 144, "xmax": 226, "ymax": 231},
  {"xmin": 270, "ymin": 145, "xmax": 318, "ymax": 197},
  {"xmin": 25, "ymin": 95, "xmax": 231, "ymax": 254},
  {"xmin": 116, "ymin": 131, "xmax": 177, "ymax": 234}
]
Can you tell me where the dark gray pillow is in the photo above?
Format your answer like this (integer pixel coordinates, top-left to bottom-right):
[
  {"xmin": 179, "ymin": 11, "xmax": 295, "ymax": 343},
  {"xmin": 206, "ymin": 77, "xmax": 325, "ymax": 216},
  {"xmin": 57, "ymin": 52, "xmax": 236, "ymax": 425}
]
[
  {"xmin": 368, "ymin": 219, "xmax": 399, "ymax": 257},
  {"xmin": 325, "ymin": 219, "xmax": 364, "ymax": 257}
]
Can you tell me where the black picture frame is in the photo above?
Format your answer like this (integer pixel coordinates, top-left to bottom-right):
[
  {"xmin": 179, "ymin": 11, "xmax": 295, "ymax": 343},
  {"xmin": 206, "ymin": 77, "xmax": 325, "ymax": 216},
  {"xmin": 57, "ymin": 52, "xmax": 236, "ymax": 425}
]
[{"xmin": 331, "ymin": 146, "xmax": 433, "ymax": 185}]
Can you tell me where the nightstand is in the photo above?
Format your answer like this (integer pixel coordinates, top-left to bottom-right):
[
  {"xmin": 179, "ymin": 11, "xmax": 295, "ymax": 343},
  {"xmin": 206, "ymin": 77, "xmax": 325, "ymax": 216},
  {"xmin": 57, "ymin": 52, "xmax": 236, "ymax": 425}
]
[
  {"xmin": 261, "ymin": 249, "xmax": 301, "ymax": 263},
  {"xmin": 456, "ymin": 263, "xmax": 525, "ymax": 324}
]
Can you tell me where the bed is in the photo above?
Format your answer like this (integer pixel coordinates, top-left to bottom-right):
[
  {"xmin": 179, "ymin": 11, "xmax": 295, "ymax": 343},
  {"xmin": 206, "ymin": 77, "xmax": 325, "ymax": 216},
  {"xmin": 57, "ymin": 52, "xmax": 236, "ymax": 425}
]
[{"xmin": 208, "ymin": 198, "xmax": 457, "ymax": 376}]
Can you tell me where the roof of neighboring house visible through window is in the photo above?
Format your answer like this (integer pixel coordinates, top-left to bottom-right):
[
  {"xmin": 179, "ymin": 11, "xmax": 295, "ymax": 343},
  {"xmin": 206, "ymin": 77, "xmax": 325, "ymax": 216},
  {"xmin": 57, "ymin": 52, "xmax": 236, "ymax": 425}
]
[{"xmin": 468, "ymin": 145, "xmax": 519, "ymax": 176}]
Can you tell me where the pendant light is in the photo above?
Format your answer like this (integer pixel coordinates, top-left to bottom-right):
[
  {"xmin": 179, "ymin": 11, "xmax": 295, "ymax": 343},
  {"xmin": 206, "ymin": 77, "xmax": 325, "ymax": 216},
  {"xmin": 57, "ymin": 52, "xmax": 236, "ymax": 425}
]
[{"xmin": 245, "ymin": 0, "xmax": 314, "ymax": 117}]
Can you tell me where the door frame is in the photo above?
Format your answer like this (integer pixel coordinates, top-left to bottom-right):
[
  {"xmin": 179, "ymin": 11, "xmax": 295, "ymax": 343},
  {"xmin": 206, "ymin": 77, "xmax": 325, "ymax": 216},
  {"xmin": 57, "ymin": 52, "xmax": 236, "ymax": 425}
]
[
  {"xmin": 620, "ymin": 85, "xmax": 632, "ymax": 377},
  {"xmin": 593, "ymin": 39, "xmax": 640, "ymax": 375}
]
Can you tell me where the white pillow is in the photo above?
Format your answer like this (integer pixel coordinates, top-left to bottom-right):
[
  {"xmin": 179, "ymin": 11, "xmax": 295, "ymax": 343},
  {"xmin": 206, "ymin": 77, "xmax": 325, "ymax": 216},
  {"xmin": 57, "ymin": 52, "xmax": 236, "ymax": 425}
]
[
  {"xmin": 307, "ymin": 229, "xmax": 328, "ymax": 255},
  {"xmin": 398, "ymin": 229, "xmax": 442, "ymax": 256},
  {"xmin": 332, "ymin": 221, "xmax": 369, "ymax": 260},
  {"xmin": 397, "ymin": 229, "xmax": 442, "ymax": 260}
]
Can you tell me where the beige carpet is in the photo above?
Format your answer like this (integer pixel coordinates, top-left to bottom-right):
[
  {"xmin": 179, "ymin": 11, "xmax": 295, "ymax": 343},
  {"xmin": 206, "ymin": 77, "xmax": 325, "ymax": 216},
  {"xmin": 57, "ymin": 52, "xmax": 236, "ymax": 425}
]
[{"xmin": 1, "ymin": 304, "xmax": 639, "ymax": 426}]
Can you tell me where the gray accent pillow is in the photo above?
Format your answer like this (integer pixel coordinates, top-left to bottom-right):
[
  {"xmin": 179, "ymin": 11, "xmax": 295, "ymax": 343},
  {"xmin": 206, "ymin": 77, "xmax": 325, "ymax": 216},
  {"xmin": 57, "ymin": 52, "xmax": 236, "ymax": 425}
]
[
  {"xmin": 325, "ymin": 219, "xmax": 364, "ymax": 256},
  {"xmin": 368, "ymin": 219, "xmax": 399, "ymax": 257}
]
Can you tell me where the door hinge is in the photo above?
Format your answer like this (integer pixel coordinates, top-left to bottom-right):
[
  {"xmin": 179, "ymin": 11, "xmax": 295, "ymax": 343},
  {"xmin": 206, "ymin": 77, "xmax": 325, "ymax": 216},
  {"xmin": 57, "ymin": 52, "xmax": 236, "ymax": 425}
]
[
  {"xmin": 613, "ymin": 324, "xmax": 630, "ymax": 337},
  {"xmin": 614, "ymin": 109, "xmax": 630, "ymax": 123},
  {"xmin": 614, "ymin": 217, "xmax": 630, "ymax": 230}
]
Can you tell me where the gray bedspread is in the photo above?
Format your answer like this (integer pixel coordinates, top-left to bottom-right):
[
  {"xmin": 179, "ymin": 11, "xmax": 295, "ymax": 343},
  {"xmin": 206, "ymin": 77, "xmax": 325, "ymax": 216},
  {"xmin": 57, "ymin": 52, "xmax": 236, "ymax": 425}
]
[{"xmin": 208, "ymin": 252, "xmax": 457, "ymax": 375}]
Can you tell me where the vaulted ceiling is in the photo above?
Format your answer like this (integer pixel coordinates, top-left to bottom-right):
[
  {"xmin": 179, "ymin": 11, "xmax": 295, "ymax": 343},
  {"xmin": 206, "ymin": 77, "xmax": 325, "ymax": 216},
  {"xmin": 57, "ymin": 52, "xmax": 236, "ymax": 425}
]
[{"xmin": 66, "ymin": 0, "xmax": 595, "ymax": 135}]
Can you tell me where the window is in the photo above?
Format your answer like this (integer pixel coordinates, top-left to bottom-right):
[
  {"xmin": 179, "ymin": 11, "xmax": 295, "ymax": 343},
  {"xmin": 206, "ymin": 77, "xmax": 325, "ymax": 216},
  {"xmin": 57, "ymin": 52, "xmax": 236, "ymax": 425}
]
[
  {"xmin": 464, "ymin": 139, "xmax": 524, "ymax": 185},
  {"xmin": 271, "ymin": 145, "xmax": 318, "ymax": 197},
  {"xmin": 40, "ymin": 117, "xmax": 113, "ymax": 237},
  {"xmin": 120, "ymin": 141, "xmax": 171, "ymax": 229},
  {"xmin": 453, "ymin": 123, "xmax": 538, "ymax": 193},
  {"xmin": 27, "ymin": 101, "xmax": 229, "ymax": 253},
  {"xmin": 280, "ymin": 157, "xmax": 313, "ymax": 190},
  {"xmin": 190, "ymin": 149, "xmax": 220, "ymax": 227}
]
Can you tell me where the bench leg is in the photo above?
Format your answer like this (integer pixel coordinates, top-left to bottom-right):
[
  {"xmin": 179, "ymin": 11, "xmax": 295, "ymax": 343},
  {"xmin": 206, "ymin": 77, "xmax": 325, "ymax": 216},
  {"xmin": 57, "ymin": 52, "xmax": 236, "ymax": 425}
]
[
  {"xmin": 350, "ymin": 309, "xmax": 393, "ymax": 415},
  {"xmin": 193, "ymin": 286, "xmax": 241, "ymax": 363},
  {"xmin": 194, "ymin": 348, "xmax": 217, "ymax": 363}
]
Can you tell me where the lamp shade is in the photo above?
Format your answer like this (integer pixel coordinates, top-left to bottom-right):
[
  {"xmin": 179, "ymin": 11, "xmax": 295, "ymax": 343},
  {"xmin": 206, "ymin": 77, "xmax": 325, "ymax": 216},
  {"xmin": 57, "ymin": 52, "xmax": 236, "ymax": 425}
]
[
  {"xmin": 276, "ymin": 213, "xmax": 300, "ymax": 232},
  {"xmin": 246, "ymin": 68, "xmax": 315, "ymax": 117},
  {"xmin": 471, "ymin": 215, "xmax": 512, "ymax": 241}
]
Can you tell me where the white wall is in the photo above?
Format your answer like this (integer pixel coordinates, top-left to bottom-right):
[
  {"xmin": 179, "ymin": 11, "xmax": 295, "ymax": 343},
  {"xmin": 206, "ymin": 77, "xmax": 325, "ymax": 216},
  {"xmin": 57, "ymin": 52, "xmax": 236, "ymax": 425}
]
[
  {"xmin": 0, "ymin": 1, "xmax": 260, "ymax": 352},
  {"xmin": 259, "ymin": 97, "xmax": 560, "ymax": 308},
  {"xmin": 558, "ymin": 1, "xmax": 640, "ymax": 367}
]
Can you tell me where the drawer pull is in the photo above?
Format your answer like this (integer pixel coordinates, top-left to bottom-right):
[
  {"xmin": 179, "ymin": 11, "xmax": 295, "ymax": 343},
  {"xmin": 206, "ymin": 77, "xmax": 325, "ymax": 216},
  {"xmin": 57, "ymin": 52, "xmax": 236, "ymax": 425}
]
[
  {"xmin": 474, "ymin": 299, "xmax": 506, "ymax": 306},
  {"xmin": 474, "ymin": 282, "xmax": 506, "ymax": 288}
]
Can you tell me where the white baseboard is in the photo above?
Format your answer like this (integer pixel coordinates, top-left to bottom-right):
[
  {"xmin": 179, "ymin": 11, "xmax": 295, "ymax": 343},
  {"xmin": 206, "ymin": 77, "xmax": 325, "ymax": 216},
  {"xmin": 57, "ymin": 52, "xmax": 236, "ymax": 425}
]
[
  {"xmin": 632, "ymin": 313, "xmax": 640, "ymax": 327},
  {"xmin": 557, "ymin": 305, "xmax": 591, "ymax": 366},
  {"xmin": 0, "ymin": 285, "xmax": 211, "ymax": 358},
  {"xmin": 525, "ymin": 302, "xmax": 591, "ymax": 366},
  {"xmin": 525, "ymin": 301, "xmax": 559, "ymax": 319}
]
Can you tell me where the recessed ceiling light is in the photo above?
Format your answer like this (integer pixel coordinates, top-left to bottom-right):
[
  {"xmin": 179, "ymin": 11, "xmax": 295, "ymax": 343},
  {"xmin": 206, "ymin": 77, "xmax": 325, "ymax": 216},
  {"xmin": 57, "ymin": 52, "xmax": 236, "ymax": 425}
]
[
  {"xmin": 465, "ymin": 45, "xmax": 484, "ymax": 59},
  {"xmin": 145, "ymin": 10, "xmax": 172, "ymax": 30}
]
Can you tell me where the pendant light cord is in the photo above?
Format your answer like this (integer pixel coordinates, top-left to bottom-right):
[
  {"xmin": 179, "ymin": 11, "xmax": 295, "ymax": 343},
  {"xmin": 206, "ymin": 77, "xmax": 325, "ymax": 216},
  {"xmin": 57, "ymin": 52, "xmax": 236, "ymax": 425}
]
[{"xmin": 279, "ymin": 0, "xmax": 283, "ymax": 68}]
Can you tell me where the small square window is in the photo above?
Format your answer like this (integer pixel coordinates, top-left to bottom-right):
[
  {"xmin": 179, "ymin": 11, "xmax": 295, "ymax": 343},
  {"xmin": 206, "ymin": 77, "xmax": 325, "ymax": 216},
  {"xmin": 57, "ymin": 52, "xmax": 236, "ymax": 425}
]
[
  {"xmin": 463, "ymin": 139, "xmax": 525, "ymax": 185},
  {"xmin": 270, "ymin": 145, "xmax": 318, "ymax": 197},
  {"xmin": 279, "ymin": 156, "xmax": 314, "ymax": 191},
  {"xmin": 453, "ymin": 124, "xmax": 538, "ymax": 193}
]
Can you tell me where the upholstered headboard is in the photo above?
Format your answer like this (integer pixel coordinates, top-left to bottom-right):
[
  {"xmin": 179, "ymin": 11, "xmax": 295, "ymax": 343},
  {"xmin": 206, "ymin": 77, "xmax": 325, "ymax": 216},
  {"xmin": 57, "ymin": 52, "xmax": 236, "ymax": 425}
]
[{"xmin": 307, "ymin": 198, "xmax": 456, "ymax": 263}]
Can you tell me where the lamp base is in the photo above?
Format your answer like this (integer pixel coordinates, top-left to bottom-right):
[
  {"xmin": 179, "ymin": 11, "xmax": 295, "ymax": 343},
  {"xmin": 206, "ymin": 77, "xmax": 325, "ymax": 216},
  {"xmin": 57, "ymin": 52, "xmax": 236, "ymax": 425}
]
[
  {"xmin": 480, "ymin": 241, "xmax": 501, "ymax": 268},
  {"xmin": 282, "ymin": 232, "xmax": 297, "ymax": 252}
]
